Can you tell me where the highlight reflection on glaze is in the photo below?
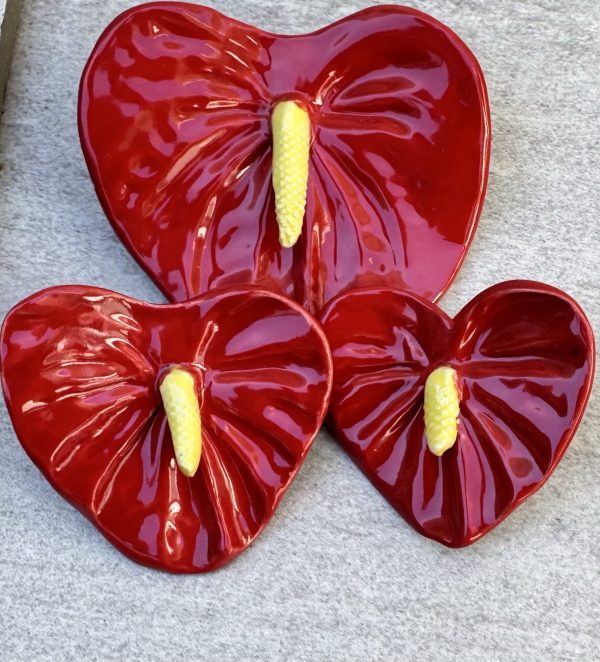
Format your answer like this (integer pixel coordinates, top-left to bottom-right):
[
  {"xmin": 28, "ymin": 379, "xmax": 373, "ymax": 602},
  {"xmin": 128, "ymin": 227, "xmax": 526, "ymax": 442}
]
[
  {"xmin": 0, "ymin": 286, "xmax": 333, "ymax": 572},
  {"xmin": 320, "ymin": 282, "xmax": 595, "ymax": 547},
  {"xmin": 79, "ymin": 4, "xmax": 490, "ymax": 313}
]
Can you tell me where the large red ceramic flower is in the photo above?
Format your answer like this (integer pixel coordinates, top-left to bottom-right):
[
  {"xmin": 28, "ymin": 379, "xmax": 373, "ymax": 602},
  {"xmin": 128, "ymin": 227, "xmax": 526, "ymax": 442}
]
[
  {"xmin": 79, "ymin": 3, "xmax": 490, "ymax": 313},
  {"xmin": 320, "ymin": 282, "xmax": 594, "ymax": 546},
  {"xmin": 0, "ymin": 285, "xmax": 332, "ymax": 572}
]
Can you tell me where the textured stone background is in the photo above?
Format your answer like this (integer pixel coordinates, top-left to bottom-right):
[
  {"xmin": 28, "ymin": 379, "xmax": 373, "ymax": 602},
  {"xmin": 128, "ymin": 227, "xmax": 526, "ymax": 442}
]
[{"xmin": 0, "ymin": 1, "xmax": 599, "ymax": 660}]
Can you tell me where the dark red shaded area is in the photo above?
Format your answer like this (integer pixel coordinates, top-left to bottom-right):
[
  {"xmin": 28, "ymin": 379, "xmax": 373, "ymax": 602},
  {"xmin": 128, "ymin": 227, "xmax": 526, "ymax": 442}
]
[
  {"xmin": 1, "ymin": 286, "xmax": 332, "ymax": 572},
  {"xmin": 79, "ymin": 3, "xmax": 490, "ymax": 314},
  {"xmin": 320, "ymin": 282, "xmax": 594, "ymax": 546}
]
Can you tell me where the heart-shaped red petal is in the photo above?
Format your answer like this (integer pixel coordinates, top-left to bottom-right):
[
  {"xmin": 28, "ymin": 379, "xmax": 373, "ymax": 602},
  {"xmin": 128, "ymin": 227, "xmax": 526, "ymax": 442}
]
[
  {"xmin": 1, "ymin": 286, "xmax": 332, "ymax": 571},
  {"xmin": 320, "ymin": 282, "xmax": 594, "ymax": 546},
  {"xmin": 79, "ymin": 4, "xmax": 490, "ymax": 314}
]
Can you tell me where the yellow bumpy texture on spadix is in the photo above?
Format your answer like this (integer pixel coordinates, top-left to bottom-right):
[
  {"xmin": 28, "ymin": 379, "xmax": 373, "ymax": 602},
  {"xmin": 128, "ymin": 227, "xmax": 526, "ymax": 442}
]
[
  {"xmin": 271, "ymin": 100, "xmax": 310, "ymax": 247},
  {"xmin": 424, "ymin": 366, "xmax": 460, "ymax": 456},
  {"xmin": 159, "ymin": 368, "xmax": 202, "ymax": 477}
]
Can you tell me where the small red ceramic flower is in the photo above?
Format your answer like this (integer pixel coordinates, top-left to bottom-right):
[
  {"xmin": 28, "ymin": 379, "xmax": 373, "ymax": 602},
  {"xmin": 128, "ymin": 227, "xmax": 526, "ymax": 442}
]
[
  {"xmin": 320, "ymin": 282, "xmax": 594, "ymax": 546},
  {"xmin": 0, "ymin": 285, "xmax": 332, "ymax": 572},
  {"xmin": 79, "ymin": 3, "xmax": 490, "ymax": 313}
]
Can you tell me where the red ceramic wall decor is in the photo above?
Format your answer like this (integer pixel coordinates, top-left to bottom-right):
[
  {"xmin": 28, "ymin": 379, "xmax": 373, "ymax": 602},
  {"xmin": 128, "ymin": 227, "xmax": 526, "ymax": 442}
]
[
  {"xmin": 79, "ymin": 3, "xmax": 490, "ymax": 314},
  {"xmin": 0, "ymin": 285, "xmax": 332, "ymax": 572},
  {"xmin": 320, "ymin": 282, "xmax": 595, "ymax": 546}
]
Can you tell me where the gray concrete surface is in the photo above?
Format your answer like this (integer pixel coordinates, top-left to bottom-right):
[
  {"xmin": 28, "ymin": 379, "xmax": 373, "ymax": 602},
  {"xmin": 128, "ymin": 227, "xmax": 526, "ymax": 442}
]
[{"xmin": 0, "ymin": 1, "xmax": 599, "ymax": 660}]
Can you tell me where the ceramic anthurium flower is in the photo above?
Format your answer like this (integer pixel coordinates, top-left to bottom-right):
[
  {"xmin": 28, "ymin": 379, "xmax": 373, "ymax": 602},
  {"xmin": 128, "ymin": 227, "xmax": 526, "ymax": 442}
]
[
  {"xmin": 79, "ymin": 3, "xmax": 490, "ymax": 314},
  {"xmin": 320, "ymin": 282, "xmax": 594, "ymax": 546},
  {"xmin": 0, "ymin": 285, "xmax": 332, "ymax": 572}
]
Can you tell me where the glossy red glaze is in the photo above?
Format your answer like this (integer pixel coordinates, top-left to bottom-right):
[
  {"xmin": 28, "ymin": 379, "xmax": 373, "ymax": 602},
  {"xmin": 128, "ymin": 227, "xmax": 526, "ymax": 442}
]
[
  {"xmin": 79, "ymin": 3, "xmax": 490, "ymax": 314},
  {"xmin": 320, "ymin": 282, "xmax": 595, "ymax": 546},
  {"xmin": 0, "ymin": 286, "xmax": 332, "ymax": 572}
]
